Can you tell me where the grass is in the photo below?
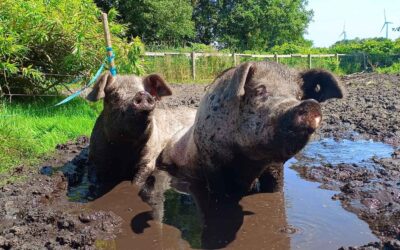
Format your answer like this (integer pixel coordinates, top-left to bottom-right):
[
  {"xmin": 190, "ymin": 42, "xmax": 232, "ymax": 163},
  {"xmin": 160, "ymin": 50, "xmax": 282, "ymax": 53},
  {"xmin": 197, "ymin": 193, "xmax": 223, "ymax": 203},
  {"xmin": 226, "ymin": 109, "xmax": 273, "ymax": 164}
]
[
  {"xmin": 143, "ymin": 54, "xmax": 351, "ymax": 84},
  {"xmin": 144, "ymin": 54, "xmax": 235, "ymax": 84},
  {"xmin": 0, "ymin": 96, "xmax": 102, "ymax": 177},
  {"xmin": 376, "ymin": 62, "xmax": 400, "ymax": 74}
]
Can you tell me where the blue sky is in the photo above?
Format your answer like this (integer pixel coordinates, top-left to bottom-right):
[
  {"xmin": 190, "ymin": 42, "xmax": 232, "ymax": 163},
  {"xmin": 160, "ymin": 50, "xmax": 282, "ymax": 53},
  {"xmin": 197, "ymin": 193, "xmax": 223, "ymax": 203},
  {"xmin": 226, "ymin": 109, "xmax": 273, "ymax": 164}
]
[{"xmin": 305, "ymin": 0, "xmax": 400, "ymax": 47}]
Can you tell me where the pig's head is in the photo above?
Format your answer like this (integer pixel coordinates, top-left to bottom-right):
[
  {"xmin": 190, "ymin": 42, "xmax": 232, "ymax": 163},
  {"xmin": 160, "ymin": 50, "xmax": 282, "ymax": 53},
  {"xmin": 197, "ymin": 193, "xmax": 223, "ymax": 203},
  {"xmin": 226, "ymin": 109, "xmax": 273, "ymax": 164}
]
[
  {"xmin": 87, "ymin": 72, "xmax": 172, "ymax": 142},
  {"xmin": 195, "ymin": 61, "xmax": 344, "ymax": 164}
]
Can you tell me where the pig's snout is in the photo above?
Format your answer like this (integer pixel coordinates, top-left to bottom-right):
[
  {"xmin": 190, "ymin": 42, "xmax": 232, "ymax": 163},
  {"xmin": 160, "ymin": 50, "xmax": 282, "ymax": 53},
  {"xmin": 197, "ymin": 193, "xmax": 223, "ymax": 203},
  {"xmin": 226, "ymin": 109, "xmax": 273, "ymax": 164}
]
[
  {"xmin": 132, "ymin": 91, "xmax": 155, "ymax": 111},
  {"xmin": 292, "ymin": 100, "xmax": 322, "ymax": 131}
]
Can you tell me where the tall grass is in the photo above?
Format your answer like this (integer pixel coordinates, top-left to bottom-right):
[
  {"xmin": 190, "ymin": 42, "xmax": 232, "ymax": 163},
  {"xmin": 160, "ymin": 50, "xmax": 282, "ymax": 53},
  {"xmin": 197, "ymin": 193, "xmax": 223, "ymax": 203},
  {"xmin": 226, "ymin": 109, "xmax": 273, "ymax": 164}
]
[
  {"xmin": 143, "ymin": 50, "xmax": 400, "ymax": 84},
  {"xmin": 0, "ymin": 97, "xmax": 101, "ymax": 175},
  {"xmin": 144, "ymin": 54, "xmax": 235, "ymax": 83},
  {"xmin": 143, "ymin": 53, "xmax": 365, "ymax": 83}
]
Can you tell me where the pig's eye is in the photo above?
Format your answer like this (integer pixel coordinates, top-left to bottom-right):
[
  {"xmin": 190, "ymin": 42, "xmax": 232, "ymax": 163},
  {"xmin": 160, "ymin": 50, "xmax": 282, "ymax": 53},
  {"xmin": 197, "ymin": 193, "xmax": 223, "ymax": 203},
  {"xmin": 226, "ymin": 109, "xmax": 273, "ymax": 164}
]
[{"xmin": 255, "ymin": 86, "xmax": 268, "ymax": 97}]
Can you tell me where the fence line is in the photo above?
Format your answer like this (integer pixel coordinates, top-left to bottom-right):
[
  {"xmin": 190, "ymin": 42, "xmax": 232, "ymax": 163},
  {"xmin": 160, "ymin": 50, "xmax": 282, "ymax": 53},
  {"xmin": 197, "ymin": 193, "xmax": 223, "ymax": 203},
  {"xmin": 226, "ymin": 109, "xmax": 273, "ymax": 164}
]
[
  {"xmin": 4, "ymin": 52, "xmax": 398, "ymax": 99},
  {"xmin": 144, "ymin": 52, "xmax": 346, "ymax": 80}
]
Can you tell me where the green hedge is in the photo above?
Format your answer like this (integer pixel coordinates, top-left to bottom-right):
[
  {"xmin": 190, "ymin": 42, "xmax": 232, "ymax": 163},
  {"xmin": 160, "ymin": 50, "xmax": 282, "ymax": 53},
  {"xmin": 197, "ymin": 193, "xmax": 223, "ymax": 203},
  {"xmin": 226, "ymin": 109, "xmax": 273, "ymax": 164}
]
[{"xmin": 0, "ymin": 0, "xmax": 144, "ymax": 95}]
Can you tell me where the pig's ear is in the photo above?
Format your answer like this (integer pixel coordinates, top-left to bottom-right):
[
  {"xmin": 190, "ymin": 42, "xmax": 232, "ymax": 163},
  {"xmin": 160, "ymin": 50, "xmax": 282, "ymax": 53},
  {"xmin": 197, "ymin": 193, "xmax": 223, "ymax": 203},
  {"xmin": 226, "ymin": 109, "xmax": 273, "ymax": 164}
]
[
  {"xmin": 86, "ymin": 72, "xmax": 115, "ymax": 102},
  {"xmin": 222, "ymin": 62, "xmax": 254, "ymax": 100},
  {"xmin": 143, "ymin": 74, "xmax": 172, "ymax": 99},
  {"xmin": 300, "ymin": 69, "xmax": 345, "ymax": 102}
]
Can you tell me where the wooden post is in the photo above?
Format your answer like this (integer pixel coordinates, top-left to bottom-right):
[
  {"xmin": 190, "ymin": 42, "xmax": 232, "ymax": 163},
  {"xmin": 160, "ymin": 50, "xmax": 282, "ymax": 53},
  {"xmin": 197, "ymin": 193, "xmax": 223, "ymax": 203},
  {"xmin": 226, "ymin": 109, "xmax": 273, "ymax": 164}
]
[
  {"xmin": 308, "ymin": 54, "xmax": 312, "ymax": 69},
  {"xmin": 274, "ymin": 53, "xmax": 278, "ymax": 63},
  {"xmin": 191, "ymin": 52, "xmax": 196, "ymax": 81},
  {"xmin": 363, "ymin": 53, "xmax": 367, "ymax": 71},
  {"xmin": 233, "ymin": 53, "xmax": 237, "ymax": 66},
  {"xmin": 101, "ymin": 13, "xmax": 116, "ymax": 76}
]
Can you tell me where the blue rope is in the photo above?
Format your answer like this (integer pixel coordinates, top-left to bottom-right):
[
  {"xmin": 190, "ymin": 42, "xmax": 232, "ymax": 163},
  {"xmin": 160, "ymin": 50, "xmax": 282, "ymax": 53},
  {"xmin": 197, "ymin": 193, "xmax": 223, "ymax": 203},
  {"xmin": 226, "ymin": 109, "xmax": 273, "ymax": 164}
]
[
  {"xmin": 54, "ymin": 61, "xmax": 105, "ymax": 106},
  {"xmin": 107, "ymin": 55, "xmax": 115, "ymax": 62},
  {"xmin": 105, "ymin": 47, "xmax": 117, "ymax": 76},
  {"xmin": 109, "ymin": 67, "xmax": 117, "ymax": 76}
]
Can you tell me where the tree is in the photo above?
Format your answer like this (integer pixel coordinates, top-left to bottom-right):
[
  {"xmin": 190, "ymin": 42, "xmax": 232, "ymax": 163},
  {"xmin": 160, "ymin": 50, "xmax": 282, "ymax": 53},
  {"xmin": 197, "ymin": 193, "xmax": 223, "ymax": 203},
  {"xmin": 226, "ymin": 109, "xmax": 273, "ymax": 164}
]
[
  {"xmin": 95, "ymin": 0, "xmax": 195, "ymax": 45},
  {"xmin": 0, "ymin": 0, "xmax": 143, "ymax": 95},
  {"xmin": 95, "ymin": 0, "xmax": 312, "ymax": 51},
  {"xmin": 193, "ymin": 0, "xmax": 313, "ymax": 51},
  {"xmin": 192, "ymin": 0, "xmax": 219, "ymax": 45}
]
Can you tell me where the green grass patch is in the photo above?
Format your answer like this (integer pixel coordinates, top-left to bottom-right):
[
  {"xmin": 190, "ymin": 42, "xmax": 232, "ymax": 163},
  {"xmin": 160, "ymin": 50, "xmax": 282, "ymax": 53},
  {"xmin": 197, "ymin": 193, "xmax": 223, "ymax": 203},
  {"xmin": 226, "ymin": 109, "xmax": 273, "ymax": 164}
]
[
  {"xmin": 376, "ymin": 62, "xmax": 400, "ymax": 74},
  {"xmin": 0, "ymin": 97, "xmax": 102, "ymax": 176}
]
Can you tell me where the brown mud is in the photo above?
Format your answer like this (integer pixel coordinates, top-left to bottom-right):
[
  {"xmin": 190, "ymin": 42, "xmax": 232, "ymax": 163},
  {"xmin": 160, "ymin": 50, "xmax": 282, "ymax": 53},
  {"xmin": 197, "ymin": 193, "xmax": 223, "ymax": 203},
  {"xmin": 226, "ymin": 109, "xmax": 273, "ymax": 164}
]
[{"xmin": 0, "ymin": 73, "xmax": 400, "ymax": 249}]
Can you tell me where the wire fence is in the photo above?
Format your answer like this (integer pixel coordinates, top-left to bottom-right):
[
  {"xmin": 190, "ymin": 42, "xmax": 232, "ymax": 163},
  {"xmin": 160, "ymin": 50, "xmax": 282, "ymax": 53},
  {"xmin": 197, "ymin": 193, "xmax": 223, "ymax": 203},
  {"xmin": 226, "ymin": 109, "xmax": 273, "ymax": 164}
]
[
  {"xmin": 3, "ymin": 52, "xmax": 400, "ymax": 100},
  {"xmin": 143, "ymin": 52, "xmax": 400, "ymax": 83}
]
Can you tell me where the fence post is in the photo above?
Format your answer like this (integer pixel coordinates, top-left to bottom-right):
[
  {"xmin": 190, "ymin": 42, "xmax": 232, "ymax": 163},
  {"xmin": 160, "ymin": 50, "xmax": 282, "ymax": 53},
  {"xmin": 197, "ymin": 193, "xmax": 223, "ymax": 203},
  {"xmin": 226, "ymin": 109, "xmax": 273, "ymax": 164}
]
[
  {"xmin": 335, "ymin": 53, "xmax": 340, "ymax": 71},
  {"xmin": 101, "ymin": 13, "xmax": 117, "ymax": 77},
  {"xmin": 308, "ymin": 54, "xmax": 312, "ymax": 69},
  {"xmin": 363, "ymin": 53, "xmax": 367, "ymax": 71},
  {"xmin": 274, "ymin": 53, "xmax": 278, "ymax": 63},
  {"xmin": 191, "ymin": 52, "xmax": 196, "ymax": 81},
  {"xmin": 233, "ymin": 53, "xmax": 237, "ymax": 66}
]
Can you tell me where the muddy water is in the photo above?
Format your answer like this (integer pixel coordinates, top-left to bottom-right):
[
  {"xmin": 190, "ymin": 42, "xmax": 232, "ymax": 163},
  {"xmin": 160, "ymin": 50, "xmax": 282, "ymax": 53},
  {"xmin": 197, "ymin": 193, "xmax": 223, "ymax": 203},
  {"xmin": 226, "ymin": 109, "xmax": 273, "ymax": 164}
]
[
  {"xmin": 78, "ymin": 138, "xmax": 396, "ymax": 249},
  {"xmin": 285, "ymin": 162, "xmax": 377, "ymax": 249},
  {"xmin": 87, "ymin": 169, "xmax": 376, "ymax": 250},
  {"xmin": 89, "ymin": 181, "xmax": 291, "ymax": 250},
  {"xmin": 300, "ymin": 138, "xmax": 394, "ymax": 166}
]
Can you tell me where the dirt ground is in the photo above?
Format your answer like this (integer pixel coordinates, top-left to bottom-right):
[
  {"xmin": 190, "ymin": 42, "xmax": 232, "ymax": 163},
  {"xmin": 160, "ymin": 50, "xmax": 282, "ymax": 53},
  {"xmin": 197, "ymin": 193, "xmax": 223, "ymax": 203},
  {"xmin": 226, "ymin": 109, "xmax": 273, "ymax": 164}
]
[{"xmin": 1, "ymin": 73, "xmax": 400, "ymax": 249}]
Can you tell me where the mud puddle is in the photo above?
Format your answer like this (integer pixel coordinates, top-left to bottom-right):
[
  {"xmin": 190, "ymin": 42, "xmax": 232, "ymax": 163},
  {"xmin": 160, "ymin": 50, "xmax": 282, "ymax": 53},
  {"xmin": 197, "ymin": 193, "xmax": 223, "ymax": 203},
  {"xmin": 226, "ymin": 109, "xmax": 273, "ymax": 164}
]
[
  {"xmin": 286, "ymin": 138, "xmax": 395, "ymax": 250},
  {"xmin": 69, "ymin": 138, "xmax": 394, "ymax": 249},
  {"xmin": 299, "ymin": 138, "xmax": 394, "ymax": 166},
  {"xmin": 88, "ymin": 180, "xmax": 291, "ymax": 249},
  {"xmin": 285, "ymin": 163, "xmax": 377, "ymax": 250},
  {"xmin": 290, "ymin": 137, "xmax": 400, "ymax": 248}
]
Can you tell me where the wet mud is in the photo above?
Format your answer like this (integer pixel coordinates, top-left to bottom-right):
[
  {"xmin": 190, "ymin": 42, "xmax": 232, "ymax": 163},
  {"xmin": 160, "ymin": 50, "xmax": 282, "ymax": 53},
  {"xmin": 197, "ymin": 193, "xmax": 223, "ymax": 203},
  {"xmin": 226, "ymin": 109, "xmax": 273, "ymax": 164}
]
[{"xmin": 1, "ymin": 73, "xmax": 400, "ymax": 249}]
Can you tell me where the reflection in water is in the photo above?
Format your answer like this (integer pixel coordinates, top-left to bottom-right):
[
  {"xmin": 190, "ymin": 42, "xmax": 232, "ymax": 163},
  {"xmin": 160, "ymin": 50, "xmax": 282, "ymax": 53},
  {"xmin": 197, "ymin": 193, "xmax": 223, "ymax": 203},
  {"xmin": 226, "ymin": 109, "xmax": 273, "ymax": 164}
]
[
  {"xmin": 62, "ymin": 138, "xmax": 392, "ymax": 249},
  {"xmin": 89, "ymin": 176, "xmax": 290, "ymax": 250},
  {"xmin": 162, "ymin": 190, "xmax": 202, "ymax": 248},
  {"xmin": 301, "ymin": 138, "xmax": 394, "ymax": 166},
  {"xmin": 285, "ymin": 160, "xmax": 378, "ymax": 250},
  {"xmin": 134, "ymin": 171, "xmax": 290, "ymax": 249}
]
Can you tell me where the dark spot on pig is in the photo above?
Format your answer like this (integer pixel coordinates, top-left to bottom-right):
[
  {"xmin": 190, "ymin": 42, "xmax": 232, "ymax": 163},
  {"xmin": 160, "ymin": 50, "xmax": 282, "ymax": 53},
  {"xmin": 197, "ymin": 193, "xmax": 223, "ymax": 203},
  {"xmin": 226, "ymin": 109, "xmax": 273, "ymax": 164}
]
[{"xmin": 210, "ymin": 134, "xmax": 215, "ymax": 142}]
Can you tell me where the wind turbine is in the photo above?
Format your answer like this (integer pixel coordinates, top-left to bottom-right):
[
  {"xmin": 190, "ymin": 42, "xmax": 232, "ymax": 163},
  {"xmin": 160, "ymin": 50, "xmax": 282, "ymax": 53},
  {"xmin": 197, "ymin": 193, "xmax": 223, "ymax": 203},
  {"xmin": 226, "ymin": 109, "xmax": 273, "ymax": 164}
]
[
  {"xmin": 380, "ymin": 9, "xmax": 393, "ymax": 39},
  {"xmin": 339, "ymin": 23, "xmax": 347, "ymax": 41}
]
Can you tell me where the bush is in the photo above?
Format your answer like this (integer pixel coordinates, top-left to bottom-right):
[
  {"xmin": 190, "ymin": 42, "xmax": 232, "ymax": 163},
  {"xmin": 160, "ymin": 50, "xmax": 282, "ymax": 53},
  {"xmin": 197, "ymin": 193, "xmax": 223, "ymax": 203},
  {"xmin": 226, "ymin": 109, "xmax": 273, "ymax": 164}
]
[
  {"xmin": 0, "ymin": 0, "xmax": 144, "ymax": 95},
  {"xmin": 330, "ymin": 38, "xmax": 399, "ymax": 55},
  {"xmin": 376, "ymin": 62, "xmax": 400, "ymax": 74}
]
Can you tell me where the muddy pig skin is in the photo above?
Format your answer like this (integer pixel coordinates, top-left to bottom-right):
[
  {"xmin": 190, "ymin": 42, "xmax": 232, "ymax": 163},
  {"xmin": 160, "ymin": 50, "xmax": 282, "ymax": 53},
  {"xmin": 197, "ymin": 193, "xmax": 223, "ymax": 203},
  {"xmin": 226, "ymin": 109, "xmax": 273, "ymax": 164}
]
[
  {"xmin": 159, "ymin": 61, "xmax": 345, "ymax": 195},
  {"xmin": 87, "ymin": 72, "xmax": 196, "ymax": 187}
]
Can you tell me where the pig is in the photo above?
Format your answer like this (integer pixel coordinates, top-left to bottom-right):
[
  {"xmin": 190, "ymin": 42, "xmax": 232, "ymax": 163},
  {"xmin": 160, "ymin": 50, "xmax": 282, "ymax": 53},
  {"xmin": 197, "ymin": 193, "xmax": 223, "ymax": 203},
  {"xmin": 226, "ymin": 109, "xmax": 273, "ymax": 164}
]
[
  {"xmin": 86, "ymin": 72, "xmax": 196, "ymax": 189},
  {"xmin": 158, "ymin": 61, "xmax": 344, "ymax": 195}
]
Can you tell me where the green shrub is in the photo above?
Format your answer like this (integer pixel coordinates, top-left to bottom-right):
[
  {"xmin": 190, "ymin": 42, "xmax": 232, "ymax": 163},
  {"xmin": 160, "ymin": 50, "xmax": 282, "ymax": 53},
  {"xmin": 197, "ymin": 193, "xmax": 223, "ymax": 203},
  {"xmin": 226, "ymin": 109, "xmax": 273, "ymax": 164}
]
[
  {"xmin": 376, "ymin": 62, "xmax": 400, "ymax": 74},
  {"xmin": 0, "ymin": 0, "xmax": 144, "ymax": 95}
]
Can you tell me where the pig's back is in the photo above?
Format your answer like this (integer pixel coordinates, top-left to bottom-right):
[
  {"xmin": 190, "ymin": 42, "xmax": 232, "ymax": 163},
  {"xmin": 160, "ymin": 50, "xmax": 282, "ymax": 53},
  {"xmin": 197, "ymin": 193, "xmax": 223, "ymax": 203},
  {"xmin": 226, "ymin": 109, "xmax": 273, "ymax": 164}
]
[{"xmin": 153, "ymin": 107, "xmax": 196, "ymax": 140}]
